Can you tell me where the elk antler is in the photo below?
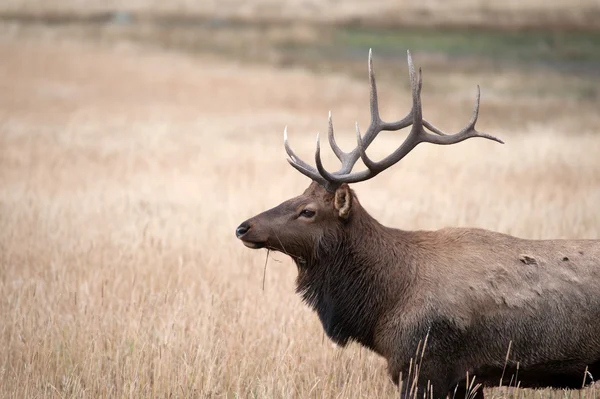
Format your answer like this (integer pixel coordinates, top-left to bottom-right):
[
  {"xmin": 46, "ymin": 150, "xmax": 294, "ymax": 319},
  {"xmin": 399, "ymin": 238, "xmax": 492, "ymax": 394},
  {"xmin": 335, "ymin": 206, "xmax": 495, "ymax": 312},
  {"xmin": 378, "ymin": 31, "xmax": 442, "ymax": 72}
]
[{"xmin": 284, "ymin": 49, "xmax": 504, "ymax": 192}]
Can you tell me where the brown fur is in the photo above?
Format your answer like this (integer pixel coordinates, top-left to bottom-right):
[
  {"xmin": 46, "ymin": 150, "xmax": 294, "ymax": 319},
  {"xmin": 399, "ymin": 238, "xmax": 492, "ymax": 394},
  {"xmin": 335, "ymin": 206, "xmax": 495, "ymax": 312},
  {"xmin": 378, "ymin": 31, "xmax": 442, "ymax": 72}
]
[{"xmin": 236, "ymin": 182, "xmax": 600, "ymax": 399}]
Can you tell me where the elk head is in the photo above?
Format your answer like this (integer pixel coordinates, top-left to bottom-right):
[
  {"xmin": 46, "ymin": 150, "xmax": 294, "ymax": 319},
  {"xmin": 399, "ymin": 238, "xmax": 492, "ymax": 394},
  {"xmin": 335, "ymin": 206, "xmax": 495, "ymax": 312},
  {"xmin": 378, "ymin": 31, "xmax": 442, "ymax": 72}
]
[
  {"xmin": 235, "ymin": 181, "xmax": 354, "ymax": 259},
  {"xmin": 236, "ymin": 50, "xmax": 503, "ymax": 261}
]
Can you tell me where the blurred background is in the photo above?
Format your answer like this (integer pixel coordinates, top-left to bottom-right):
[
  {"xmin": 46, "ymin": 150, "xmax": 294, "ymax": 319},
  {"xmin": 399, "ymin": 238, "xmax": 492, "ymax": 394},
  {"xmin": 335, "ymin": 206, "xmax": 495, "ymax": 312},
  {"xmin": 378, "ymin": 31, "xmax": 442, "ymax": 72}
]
[
  {"xmin": 1, "ymin": 1, "xmax": 599, "ymax": 398},
  {"xmin": 2, "ymin": 0, "xmax": 600, "ymax": 78}
]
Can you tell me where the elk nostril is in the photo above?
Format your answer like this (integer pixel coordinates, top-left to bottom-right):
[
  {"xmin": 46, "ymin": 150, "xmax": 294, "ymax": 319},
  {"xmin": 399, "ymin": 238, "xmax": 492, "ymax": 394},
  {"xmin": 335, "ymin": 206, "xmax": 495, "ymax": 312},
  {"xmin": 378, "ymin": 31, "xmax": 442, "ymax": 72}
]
[{"xmin": 236, "ymin": 222, "xmax": 251, "ymax": 238}]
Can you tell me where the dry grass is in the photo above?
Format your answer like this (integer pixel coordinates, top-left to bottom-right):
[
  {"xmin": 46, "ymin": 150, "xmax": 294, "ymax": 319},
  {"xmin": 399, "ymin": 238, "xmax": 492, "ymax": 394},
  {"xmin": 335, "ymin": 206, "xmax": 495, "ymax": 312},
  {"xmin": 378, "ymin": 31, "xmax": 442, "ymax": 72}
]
[{"xmin": 1, "ymin": 32, "xmax": 600, "ymax": 398}]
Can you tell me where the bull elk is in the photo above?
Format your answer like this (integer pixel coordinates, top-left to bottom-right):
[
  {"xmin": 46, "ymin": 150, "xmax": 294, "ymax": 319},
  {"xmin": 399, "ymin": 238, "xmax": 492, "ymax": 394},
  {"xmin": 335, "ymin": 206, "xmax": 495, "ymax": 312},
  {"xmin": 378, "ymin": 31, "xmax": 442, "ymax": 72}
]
[{"xmin": 235, "ymin": 50, "xmax": 600, "ymax": 398}]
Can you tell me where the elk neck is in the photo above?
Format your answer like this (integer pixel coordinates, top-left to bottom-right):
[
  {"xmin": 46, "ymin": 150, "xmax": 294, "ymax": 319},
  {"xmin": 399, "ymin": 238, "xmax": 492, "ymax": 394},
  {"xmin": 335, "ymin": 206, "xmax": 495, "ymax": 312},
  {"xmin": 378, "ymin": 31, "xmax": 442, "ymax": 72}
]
[{"xmin": 294, "ymin": 200, "xmax": 416, "ymax": 351}]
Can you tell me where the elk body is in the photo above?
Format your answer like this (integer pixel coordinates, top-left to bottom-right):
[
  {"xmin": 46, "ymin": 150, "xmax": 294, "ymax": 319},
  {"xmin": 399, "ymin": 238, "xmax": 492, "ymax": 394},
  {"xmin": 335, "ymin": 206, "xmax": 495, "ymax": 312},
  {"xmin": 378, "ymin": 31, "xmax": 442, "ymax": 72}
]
[{"xmin": 235, "ymin": 51, "xmax": 600, "ymax": 399}]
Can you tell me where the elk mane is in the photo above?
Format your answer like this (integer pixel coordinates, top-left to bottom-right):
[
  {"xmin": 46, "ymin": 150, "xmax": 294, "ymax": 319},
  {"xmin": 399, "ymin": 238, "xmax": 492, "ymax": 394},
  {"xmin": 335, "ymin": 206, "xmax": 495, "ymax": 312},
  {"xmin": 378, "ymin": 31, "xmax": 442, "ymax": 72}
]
[{"xmin": 294, "ymin": 203, "xmax": 408, "ymax": 349}]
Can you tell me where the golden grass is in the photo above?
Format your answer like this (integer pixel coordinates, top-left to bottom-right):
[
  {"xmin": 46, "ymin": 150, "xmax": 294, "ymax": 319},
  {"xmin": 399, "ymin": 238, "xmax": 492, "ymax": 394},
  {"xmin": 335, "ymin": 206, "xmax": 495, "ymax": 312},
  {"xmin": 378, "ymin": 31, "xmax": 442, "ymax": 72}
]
[{"xmin": 1, "ymin": 34, "xmax": 600, "ymax": 398}]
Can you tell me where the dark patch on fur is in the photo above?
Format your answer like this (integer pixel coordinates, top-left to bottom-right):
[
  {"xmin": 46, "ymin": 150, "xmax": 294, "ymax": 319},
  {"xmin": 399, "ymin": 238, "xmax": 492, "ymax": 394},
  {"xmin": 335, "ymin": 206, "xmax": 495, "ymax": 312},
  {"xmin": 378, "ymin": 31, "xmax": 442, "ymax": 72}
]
[{"xmin": 519, "ymin": 254, "xmax": 537, "ymax": 265}]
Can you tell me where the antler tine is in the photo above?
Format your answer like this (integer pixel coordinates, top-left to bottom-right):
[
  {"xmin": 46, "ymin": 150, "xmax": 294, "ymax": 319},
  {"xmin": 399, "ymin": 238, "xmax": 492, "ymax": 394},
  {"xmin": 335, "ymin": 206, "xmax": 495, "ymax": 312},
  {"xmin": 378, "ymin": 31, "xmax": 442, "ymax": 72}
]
[
  {"xmin": 416, "ymin": 85, "xmax": 504, "ymax": 145},
  {"xmin": 284, "ymin": 126, "xmax": 312, "ymax": 170},
  {"xmin": 284, "ymin": 127, "xmax": 329, "ymax": 186},
  {"xmin": 356, "ymin": 122, "xmax": 378, "ymax": 172},
  {"xmin": 315, "ymin": 132, "xmax": 338, "ymax": 183},
  {"xmin": 408, "ymin": 51, "xmax": 422, "ymax": 124},
  {"xmin": 327, "ymin": 111, "xmax": 348, "ymax": 162},
  {"xmin": 420, "ymin": 86, "xmax": 481, "ymax": 138},
  {"xmin": 355, "ymin": 48, "xmax": 392, "ymax": 150},
  {"xmin": 368, "ymin": 48, "xmax": 382, "ymax": 125}
]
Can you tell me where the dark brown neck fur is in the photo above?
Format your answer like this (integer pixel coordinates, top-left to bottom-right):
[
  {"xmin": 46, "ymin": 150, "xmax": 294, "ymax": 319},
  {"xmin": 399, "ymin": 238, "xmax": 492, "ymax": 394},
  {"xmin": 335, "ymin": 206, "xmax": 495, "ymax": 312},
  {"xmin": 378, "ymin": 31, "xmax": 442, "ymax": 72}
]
[{"xmin": 295, "ymin": 201, "xmax": 414, "ymax": 349}]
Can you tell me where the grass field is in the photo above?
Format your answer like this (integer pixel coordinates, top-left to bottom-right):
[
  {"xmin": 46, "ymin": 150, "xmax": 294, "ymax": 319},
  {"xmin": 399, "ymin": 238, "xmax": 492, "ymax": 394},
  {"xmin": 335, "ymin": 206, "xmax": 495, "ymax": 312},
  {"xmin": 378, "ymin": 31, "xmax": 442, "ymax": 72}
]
[{"xmin": 1, "ymin": 23, "xmax": 600, "ymax": 398}]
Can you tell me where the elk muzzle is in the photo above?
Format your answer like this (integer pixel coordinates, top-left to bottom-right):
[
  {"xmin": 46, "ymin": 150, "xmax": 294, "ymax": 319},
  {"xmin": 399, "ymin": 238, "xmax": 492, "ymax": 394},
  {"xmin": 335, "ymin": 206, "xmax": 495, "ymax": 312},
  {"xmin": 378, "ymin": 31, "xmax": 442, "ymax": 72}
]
[{"xmin": 235, "ymin": 220, "xmax": 267, "ymax": 249}]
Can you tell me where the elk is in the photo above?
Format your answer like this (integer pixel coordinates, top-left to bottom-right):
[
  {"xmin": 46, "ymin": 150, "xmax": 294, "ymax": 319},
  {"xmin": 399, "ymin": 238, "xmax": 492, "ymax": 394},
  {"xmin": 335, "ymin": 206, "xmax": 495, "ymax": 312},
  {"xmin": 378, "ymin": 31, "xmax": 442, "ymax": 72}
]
[{"xmin": 235, "ymin": 50, "xmax": 600, "ymax": 399}]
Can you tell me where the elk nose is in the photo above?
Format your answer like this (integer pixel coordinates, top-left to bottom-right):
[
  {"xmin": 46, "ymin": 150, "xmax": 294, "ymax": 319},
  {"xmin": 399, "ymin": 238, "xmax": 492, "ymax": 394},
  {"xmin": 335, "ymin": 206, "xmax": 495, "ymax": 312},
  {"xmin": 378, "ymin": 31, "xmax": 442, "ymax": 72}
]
[{"xmin": 236, "ymin": 222, "xmax": 251, "ymax": 238}]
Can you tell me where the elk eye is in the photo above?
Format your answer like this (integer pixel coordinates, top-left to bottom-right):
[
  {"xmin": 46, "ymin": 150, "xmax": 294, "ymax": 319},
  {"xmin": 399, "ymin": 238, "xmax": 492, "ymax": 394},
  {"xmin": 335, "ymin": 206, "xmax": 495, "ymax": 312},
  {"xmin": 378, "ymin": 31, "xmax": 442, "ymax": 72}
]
[{"xmin": 299, "ymin": 209, "xmax": 316, "ymax": 218}]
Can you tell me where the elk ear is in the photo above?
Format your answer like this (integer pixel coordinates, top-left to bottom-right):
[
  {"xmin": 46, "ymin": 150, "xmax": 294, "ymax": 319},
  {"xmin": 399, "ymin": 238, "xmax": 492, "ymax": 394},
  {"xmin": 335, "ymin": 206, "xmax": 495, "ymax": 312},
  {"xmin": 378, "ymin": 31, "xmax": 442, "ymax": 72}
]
[{"xmin": 334, "ymin": 184, "xmax": 352, "ymax": 220}]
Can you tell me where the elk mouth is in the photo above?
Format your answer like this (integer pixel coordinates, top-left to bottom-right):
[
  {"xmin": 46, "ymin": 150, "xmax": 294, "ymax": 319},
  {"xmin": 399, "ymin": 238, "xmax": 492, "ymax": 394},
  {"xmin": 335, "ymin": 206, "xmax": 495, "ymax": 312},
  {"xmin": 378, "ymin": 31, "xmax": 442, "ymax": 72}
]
[
  {"xmin": 242, "ymin": 240, "xmax": 266, "ymax": 249},
  {"xmin": 236, "ymin": 221, "xmax": 268, "ymax": 249}
]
